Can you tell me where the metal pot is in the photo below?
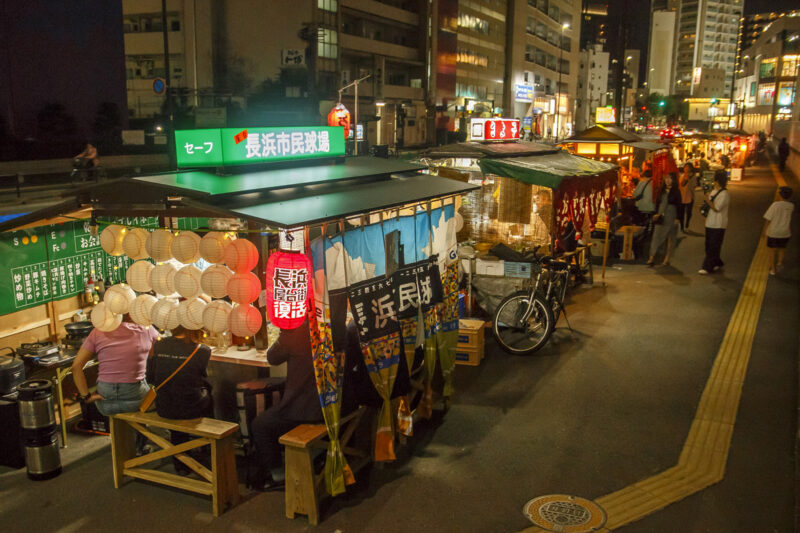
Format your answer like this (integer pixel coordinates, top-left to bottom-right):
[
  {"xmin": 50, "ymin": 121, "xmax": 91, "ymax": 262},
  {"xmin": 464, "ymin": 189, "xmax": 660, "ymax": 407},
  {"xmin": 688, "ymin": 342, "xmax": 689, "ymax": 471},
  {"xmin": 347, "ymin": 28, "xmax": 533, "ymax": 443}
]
[
  {"xmin": 0, "ymin": 352, "xmax": 25, "ymax": 395},
  {"xmin": 64, "ymin": 321, "xmax": 93, "ymax": 339},
  {"xmin": 18, "ymin": 380, "xmax": 56, "ymax": 430}
]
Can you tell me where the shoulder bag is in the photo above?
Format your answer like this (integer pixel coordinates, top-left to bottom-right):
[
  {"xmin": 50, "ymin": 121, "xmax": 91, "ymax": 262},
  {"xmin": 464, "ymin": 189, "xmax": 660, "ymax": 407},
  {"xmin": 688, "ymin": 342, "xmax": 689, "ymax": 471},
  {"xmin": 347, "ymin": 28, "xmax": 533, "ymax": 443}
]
[{"xmin": 139, "ymin": 344, "xmax": 201, "ymax": 413}]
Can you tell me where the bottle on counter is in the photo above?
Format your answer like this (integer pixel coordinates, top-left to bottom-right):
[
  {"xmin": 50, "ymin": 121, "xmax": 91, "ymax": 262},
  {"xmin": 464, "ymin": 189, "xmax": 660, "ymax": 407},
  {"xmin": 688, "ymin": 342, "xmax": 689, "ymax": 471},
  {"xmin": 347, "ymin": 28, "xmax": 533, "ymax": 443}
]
[
  {"xmin": 95, "ymin": 275, "xmax": 106, "ymax": 299},
  {"xmin": 84, "ymin": 275, "xmax": 95, "ymax": 306}
]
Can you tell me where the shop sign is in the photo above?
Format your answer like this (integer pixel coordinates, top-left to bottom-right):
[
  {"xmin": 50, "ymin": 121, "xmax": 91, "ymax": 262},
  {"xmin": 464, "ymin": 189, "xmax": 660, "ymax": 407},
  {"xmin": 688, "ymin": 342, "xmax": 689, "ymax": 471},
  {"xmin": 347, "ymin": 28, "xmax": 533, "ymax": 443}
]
[
  {"xmin": 595, "ymin": 107, "xmax": 616, "ymax": 124},
  {"xmin": 175, "ymin": 126, "xmax": 346, "ymax": 167},
  {"xmin": 515, "ymin": 84, "xmax": 534, "ymax": 103},
  {"xmin": 469, "ymin": 118, "xmax": 520, "ymax": 141}
]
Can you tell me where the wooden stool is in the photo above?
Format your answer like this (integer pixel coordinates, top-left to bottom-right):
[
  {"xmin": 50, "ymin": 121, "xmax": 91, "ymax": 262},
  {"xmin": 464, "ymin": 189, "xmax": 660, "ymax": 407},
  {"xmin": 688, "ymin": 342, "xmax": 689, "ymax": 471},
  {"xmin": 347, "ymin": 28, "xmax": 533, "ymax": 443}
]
[
  {"xmin": 110, "ymin": 411, "xmax": 240, "ymax": 516},
  {"xmin": 617, "ymin": 225, "xmax": 644, "ymax": 261},
  {"xmin": 279, "ymin": 406, "xmax": 374, "ymax": 525}
]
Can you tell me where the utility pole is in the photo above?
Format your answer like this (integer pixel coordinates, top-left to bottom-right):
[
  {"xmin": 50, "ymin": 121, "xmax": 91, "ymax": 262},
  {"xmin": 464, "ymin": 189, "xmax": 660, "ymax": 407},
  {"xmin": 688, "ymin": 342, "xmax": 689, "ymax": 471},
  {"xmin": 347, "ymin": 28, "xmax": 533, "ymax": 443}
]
[
  {"xmin": 162, "ymin": 0, "xmax": 175, "ymax": 169},
  {"xmin": 339, "ymin": 74, "xmax": 370, "ymax": 155}
]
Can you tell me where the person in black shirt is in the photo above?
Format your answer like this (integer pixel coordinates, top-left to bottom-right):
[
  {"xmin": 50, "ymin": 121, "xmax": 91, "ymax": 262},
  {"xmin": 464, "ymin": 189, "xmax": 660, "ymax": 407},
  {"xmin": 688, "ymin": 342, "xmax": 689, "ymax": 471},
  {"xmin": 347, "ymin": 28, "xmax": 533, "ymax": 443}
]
[
  {"xmin": 250, "ymin": 319, "xmax": 323, "ymax": 490},
  {"xmin": 146, "ymin": 325, "xmax": 213, "ymax": 474}
]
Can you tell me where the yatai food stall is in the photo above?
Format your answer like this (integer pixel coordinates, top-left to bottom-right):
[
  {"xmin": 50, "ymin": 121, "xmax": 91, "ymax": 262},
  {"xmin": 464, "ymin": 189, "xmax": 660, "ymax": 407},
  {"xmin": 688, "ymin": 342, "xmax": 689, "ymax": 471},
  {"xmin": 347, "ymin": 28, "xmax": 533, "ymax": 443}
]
[{"xmin": 0, "ymin": 125, "xmax": 477, "ymax": 502}]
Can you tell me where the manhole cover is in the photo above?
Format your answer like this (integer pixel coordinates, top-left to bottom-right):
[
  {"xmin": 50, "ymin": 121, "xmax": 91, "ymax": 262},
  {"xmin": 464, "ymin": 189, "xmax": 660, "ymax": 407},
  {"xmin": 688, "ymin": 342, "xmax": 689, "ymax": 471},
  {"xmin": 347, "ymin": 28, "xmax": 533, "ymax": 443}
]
[{"xmin": 523, "ymin": 494, "xmax": 607, "ymax": 532}]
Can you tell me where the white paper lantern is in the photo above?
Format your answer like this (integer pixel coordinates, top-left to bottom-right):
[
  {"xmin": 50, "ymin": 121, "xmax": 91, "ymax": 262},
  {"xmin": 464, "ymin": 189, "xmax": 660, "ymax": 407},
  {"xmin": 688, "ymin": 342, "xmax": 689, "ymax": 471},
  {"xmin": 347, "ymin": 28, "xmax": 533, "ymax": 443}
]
[
  {"xmin": 149, "ymin": 263, "xmax": 177, "ymax": 296},
  {"xmin": 100, "ymin": 224, "xmax": 126, "ymax": 256},
  {"xmin": 91, "ymin": 302, "xmax": 122, "ymax": 332},
  {"xmin": 146, "ymin": 229, "xmax": 174, "ymax": 262},
  {"xmin": 151, "ymin": 298, "xmax": 180, "ymax": 331},
  {"xmin": 130, "ymin": 294, "xmax": 157, "ymax": 327},
  {"xmin": 229, "ymin": 304, "xmax": 263, "ymax": 338},
  {"xmin": 227, "ymin": 272, "xmax": 261, "ymax": 305},
  {"xmin": 122, "ymin": 228, "xmax": 150, "ymax": 260},
  {"xmin": 174, "ymin": 265, "xmax": 203, "ymax": 299},
  {"xmin": 222, "ymin": 239, "xmax": 259, "ymax": 273},
  {"xmin": 203, "ymin": 300, "xmax": 233, "ymax": 333},
  {"xmin": 104, "ymin": 283, "xmax": 136, "ymax": 315},
  {"xmin": 126, "ymin": 260, "xmax": 154, "ymax": 293},
  {"xmin": 200, "ymin": 232, "xmax": 233, "ymax": 264},
  {"xmin": 171, "ymin": 231, "xmax": 202, "ymax": 264},
  {"xmin": 177, "ymin": 297, "xmax": 207, "ymax": 330},
  {"xmin": 200, "ymin": 264, "xmax": 233, "ymax": 299}
]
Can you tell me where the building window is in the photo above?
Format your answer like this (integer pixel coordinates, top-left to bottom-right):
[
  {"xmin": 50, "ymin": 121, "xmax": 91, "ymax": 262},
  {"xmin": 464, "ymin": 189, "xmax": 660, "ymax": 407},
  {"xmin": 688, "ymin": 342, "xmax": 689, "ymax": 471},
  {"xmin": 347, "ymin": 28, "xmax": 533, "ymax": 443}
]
[
  {"xmin": 171, "ymin": 20, "xmax": 180, "ymax": 31},
  {"xmin": 457, "ymin": 49, "xmax": 489, "ymax": 68},
  {"xmin": 318, "ymin": 0, "xmax": 338, "ymax": 12},
  {"xmin": 318, "ymin": 29, "xmax": 338, "ymax": 59},
  {"xmin": 459, "ymin": 12, "xmax": 489, "ymax": 34},
  {"xmin": 759, "ymin": 58, "xmax": 777, "ymax": 78}
]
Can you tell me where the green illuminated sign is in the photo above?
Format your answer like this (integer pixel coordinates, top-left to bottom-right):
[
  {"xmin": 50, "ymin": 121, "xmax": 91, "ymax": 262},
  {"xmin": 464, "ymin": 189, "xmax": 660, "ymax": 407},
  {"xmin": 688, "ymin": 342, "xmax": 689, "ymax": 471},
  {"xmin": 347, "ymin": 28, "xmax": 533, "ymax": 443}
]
[{"xmin": 175, "ymin": 126, "xmax": 346, "ymax": 168}]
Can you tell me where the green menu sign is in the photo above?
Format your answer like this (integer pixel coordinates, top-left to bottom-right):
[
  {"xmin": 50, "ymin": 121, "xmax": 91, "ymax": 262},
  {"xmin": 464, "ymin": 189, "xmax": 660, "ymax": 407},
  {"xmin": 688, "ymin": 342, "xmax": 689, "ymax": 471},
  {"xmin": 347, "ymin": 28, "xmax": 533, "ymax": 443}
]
[{"xmin": 175, "ymin": 126, "xmax": 346, "ymax": 168}]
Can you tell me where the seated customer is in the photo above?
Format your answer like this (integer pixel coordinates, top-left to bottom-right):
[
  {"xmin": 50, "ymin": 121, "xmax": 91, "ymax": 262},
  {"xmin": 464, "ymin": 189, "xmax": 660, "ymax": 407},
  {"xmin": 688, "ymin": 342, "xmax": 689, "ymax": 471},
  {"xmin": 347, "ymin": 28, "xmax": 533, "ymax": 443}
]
[
  {"xmin": 147, "ymin": 325, "xmax": 213, "ymax": 475},
  {"xmin": 72, "ymin": 314, "xmax": 158, "ymax": 415},
  {"xmin": 251, "ymin": 319, "xmax": 323, "ymax": 491}
]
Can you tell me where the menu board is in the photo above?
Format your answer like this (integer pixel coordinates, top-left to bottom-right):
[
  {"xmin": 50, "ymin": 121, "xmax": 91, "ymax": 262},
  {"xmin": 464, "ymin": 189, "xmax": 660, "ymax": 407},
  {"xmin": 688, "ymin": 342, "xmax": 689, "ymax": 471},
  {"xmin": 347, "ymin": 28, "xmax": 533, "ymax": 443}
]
[{"xmin": 0, "ymin": 217, "xmax": 208, "ymax": 316}]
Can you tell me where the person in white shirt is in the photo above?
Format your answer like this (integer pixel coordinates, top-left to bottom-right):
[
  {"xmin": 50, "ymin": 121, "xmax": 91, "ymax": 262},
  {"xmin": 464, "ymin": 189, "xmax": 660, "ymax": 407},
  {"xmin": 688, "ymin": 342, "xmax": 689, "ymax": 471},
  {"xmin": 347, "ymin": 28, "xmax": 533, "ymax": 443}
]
[
  {"xmin": 763, "ymin": 186, "xmax": 794, "ymax": 275},
  {"xmin": 699, "ymin": 171, "xmax": 730, "ymax": 275}
]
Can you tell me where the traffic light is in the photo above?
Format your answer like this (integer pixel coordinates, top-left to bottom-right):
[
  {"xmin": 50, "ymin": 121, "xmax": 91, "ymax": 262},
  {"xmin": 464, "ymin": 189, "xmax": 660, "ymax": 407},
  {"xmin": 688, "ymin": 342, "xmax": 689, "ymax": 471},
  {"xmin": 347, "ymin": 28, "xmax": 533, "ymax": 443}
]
[
  {"xmin": 710, "ymin": 98, "xmax": 719, "ymax": 105},
  {"xmin": 658, "ymin": 100, "xmax": 666, "ymax": 107}
]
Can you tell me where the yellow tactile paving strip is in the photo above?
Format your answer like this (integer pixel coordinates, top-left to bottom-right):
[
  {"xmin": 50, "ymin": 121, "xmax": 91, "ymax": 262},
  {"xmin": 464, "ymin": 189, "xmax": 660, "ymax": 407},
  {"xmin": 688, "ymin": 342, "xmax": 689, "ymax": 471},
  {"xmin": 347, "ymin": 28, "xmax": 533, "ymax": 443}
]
[{"xmin": 522, "ymin": 166, "xmax": 781, "ymax": 532}]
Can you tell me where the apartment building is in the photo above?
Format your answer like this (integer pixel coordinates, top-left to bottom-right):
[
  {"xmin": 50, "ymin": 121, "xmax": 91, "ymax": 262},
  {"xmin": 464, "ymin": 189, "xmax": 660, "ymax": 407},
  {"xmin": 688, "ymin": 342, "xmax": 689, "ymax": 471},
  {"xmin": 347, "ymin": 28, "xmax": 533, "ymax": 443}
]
[
  {"xmin": 673, "ymin": 0, "xmax": 743, "ymax": 96},
  {"xmin": 647, "ymin": 8, "xmax": 677, "ymax": 96}
]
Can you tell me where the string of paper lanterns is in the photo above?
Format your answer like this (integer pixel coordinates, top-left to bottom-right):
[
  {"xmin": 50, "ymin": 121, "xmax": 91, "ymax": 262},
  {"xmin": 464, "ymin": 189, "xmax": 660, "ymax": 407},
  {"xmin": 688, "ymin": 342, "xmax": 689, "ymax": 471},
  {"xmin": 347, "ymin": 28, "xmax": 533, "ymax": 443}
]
[{"xmin": 97, "ymin": 223, "xmax": 264, "ymax": 338}]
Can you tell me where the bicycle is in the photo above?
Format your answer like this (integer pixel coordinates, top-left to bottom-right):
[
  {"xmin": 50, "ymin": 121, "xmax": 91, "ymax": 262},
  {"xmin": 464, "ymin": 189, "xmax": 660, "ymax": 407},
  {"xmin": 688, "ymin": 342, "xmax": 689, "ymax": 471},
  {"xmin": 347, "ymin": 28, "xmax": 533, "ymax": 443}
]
[{"xmin": 492, "ymin": 249, "xmax": 575, "ymax": 355}]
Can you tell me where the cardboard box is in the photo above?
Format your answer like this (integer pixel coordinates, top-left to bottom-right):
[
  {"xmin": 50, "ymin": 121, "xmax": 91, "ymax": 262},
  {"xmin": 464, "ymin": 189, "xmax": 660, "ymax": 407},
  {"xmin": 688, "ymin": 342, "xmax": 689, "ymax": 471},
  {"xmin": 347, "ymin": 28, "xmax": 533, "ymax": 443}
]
[
  {"xmin": 504, "ymin": 261, "xmax": 533, "ymax": 278},
  {"xmin": 455, "ymin": 346, "xmax": 482, "ymax": 366},
  {"xmin": 456, "ymin": 319, "xmax": 486, "ymax": 365}
]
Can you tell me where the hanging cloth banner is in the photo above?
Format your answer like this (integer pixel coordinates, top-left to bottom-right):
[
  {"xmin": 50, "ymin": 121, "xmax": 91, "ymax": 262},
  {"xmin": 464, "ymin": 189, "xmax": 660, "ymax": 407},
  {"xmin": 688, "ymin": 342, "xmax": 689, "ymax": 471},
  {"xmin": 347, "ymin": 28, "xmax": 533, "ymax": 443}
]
[
  {"xmin": 308, "ymin": 234, "xmax": 352, "ymax": 496},
  {"xmin": 428, "ymin": 204, "xmax": 459, "ymax": 398},
  {"xmin": 343, "ymin": 224, "xmax": 401, "ymax": 462}
]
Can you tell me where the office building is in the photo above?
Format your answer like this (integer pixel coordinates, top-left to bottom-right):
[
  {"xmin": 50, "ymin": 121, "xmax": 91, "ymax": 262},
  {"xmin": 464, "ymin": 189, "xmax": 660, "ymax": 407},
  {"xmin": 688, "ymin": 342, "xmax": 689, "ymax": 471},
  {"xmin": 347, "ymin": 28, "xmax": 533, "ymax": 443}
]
[
  {"xmin": 646, "ymin": 8, "xmax": 677, "ymax": 96},
  {"xmin": 579, "ymin": 0, "xmax": 608, "ymax": 50},
  {"xmin": 575, "ymin": 44, "xmax": 609, "ymax": 131},
  {"xmin": 733, "ymin": 13, "xmax": 800, "ymax": 132},
  {"xmin": 122, "ymin": 0, "xmax": 429, "ymax": 147},
  {"xmin": 691, "ymin": 66, "xmax": 727, "ymax": 97},
  {"xmin": 505, "ymin": 0, "xmax": 581, "ymax": 138}
]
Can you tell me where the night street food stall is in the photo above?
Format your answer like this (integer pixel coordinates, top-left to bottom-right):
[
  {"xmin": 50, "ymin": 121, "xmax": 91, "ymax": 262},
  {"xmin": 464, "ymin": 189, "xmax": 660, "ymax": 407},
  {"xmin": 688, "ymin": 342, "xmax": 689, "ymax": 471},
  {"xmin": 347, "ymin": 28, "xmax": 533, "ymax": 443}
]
[
  {"xmin": 418, "ymin": 119, "xmax": 619, "ymax": 310},
  {"xmin": 0, "ymin": 125, "xmax": 477, "ymax": 512}
]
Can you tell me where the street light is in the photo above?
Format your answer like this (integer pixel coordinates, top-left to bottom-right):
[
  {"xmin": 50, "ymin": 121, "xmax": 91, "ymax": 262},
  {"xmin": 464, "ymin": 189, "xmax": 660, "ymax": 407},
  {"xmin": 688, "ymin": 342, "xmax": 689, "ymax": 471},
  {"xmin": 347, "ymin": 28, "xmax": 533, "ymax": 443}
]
[{"xmin": 555, "ymin": 22, "xmax": 570, "ymax": 142}]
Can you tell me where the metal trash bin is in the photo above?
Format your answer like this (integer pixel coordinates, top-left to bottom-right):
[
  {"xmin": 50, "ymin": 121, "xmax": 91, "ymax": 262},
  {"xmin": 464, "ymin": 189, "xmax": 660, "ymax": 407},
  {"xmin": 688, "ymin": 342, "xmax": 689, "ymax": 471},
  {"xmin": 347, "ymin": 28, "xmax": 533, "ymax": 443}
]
[{"xmin": 18, "ymin": 380, "xmax": 61, "ymax": 480}]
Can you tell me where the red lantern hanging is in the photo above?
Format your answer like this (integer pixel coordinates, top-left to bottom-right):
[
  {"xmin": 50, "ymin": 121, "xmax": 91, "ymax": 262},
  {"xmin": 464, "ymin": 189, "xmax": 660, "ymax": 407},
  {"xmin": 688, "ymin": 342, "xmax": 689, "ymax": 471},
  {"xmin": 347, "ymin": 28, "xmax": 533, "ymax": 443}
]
[
  {"xmin": 265, "ymin": 250, "xmax": 314, "ymax": 330},
  {"xmin": 327, "ymin": 103, "xmax": 351, "ymax": 140}
]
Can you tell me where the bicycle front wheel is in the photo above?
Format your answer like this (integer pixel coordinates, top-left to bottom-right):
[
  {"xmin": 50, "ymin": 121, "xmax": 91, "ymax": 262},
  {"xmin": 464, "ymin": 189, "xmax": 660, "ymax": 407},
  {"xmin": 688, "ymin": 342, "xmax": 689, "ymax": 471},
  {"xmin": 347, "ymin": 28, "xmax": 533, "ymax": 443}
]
[{"xmin": 492, "ymin": 291, "xmax": 554, "ymax": 355}]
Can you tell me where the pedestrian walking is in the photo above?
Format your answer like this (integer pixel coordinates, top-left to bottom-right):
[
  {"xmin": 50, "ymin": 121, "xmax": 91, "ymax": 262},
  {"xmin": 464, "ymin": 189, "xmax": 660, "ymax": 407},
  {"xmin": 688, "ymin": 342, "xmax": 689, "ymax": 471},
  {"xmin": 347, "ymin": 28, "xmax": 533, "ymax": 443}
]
[
  {"xmin": 763, "ymin": 186, "xmax": 794, "ymax": 275},
  {"xmin": 778, "ymin": 138, "xmax": 790, "ymax": 172},
  {"xmin": 647, "ymin": 172, "xmax": 681, "ymax": 266},
  {"xmin": 678, "ymin": 163, "xmax": 695, "ymax": 233},
  {"xmin": 698, "ymin": 170, "xmax": 729, "ymax": 275}
]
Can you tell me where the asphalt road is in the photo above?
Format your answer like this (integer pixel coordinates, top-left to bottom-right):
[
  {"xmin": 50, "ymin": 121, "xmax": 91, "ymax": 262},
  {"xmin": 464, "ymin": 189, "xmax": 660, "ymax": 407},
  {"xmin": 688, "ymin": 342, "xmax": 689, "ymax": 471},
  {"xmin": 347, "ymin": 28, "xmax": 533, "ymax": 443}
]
[{"xmin": 0, "ymin": 161, "xmax": 796, "ymax": 533}]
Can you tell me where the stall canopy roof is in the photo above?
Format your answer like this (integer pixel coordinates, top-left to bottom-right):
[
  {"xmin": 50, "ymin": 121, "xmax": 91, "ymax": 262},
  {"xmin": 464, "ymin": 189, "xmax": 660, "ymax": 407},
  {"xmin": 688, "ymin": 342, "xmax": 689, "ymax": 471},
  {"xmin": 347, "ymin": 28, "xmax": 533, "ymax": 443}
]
[
  {"xmin": 563, "ymin": 125, "xmax": 641, "ymax": 143},
  {"xmin": 624, "ymin": 141, "xmax": 668, "ymax": 151},
  {"xmin": 478, "ymin": 151, "xmax": 617, "ymax": 189},
  {"xmin": 419, "ymin": 141, "xmax": 558, "ymax": 159},
  {"xmin": 135, "ymin": 156, "xmax": 423, "ymax": 198},
  {"xmin": 0, "ymin": 157, "xmax": 478, "ymax": 232}
]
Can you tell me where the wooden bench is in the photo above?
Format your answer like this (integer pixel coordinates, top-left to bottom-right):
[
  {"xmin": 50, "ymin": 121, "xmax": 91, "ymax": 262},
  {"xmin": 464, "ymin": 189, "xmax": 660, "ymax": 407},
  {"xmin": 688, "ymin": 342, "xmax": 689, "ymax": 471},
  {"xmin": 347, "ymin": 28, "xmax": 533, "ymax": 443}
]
[
  {"xmin": 110, "ymin": 411, "xmax": 241, "ymax": 516},
  {"xmin": 279, "ymin": 406, "xmax": 375, "ymax": 525}
]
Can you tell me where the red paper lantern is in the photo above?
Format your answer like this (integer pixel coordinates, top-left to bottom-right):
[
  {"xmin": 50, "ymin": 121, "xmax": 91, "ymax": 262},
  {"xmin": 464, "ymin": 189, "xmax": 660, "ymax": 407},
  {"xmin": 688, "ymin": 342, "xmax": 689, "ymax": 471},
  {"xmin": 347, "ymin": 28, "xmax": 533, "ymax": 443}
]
[
  {"xmin": 327, "ymin": 103, "xmax": 351, "ymax": 140},
  {"xmin": 265, "ymin": 250, "xmax": 313, "ymax": 330}
]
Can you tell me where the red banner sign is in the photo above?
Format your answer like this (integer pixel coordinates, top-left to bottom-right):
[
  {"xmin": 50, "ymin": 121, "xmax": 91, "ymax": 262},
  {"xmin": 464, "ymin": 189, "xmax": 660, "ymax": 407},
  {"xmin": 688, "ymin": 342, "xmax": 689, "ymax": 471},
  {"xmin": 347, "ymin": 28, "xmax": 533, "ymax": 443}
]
[{"xmin": 469, "ymin": 118, "xmax": 520, "ymax": 141}]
